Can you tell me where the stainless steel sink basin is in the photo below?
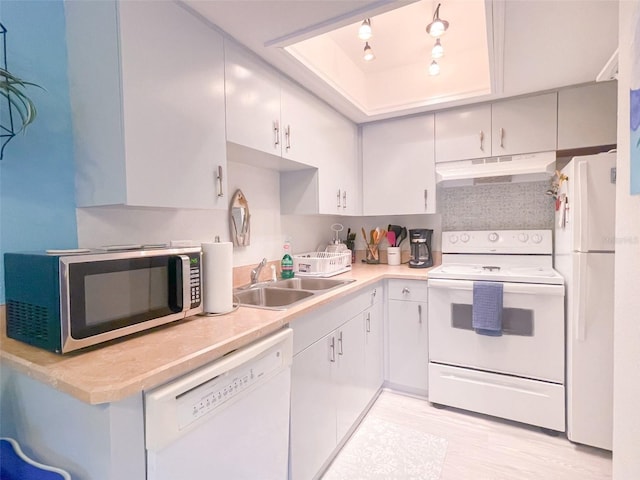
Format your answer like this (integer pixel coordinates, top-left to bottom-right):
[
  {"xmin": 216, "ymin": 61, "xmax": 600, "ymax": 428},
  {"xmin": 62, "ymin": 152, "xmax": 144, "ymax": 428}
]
[
  {"xmin": 234, "ymin": 276, "xmax": 355, "ymax": 310},
  {"xmin": 235, "ymin": 287, "xmax": 314, "ymax": 310},
  {"xmin": 271, "ymin": 277, "xmax": 355, "ymax": 291}
]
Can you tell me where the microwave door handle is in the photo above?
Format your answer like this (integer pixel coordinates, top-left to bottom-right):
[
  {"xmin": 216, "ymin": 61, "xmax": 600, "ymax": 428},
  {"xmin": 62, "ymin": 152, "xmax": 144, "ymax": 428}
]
[
  {"xmin": 169, "ymin": 255, "xmax": 191, "ymax": 313},
  {"xmin": 178, "ymin": 255, "xmax": 191, "ymax": 313}
]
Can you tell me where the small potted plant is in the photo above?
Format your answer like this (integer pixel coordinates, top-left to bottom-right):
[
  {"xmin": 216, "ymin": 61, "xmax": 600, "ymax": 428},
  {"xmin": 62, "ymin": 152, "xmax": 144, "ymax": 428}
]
[{"xmin": 1, "ymin": 66, "xmax": 40, "ymax": 159}]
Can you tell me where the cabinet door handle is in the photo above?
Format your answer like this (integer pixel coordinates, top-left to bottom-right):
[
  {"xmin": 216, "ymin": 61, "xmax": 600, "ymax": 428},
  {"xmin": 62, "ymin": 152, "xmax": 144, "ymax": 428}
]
[
  {"xmin": 285, "ymin": 125, "xmax": 291, "ymax": 151},
  {"xmin": 216, "ymin": 165, "xmax": 224, "ymax": 198},
  {"xmin": 418, "ymin": 304, "xmax": 423, "ymax": 324},
  {"xmin": 273, "ymin": 120, "xmax": 280, "ymax": 147},
  {"xmin": 499, "ymin": 127, "xmax": 504, "ymax": 148},
  {"xmin": 338, "ymin": 330, "xmax": 344, "ymax": 356},
  {"xmin": 424, "ymin": 189, "xmax": 428, "ymax": 211},
  {"xmin": 366, "ymin": 313, "xmax": 371, "ymax": 333},
  {"xmin": 337, "ymin": 189, "xmax": 342, "ymax": 208},
  {"xmin": 402, "ymin": 287, "xmax": 411, "ymax": 295},
  {"xmin": 343, "ymin": 190, "xmax": 347, "ymax": 210},
  {"xmin": 329, "ymin": 336, "xmax": 336, "ymax": 362},
  {"xmin": 371, "ymin": 289, "xmax": 377, "ymax": 304},
  {"xmin": 479, "ymin": 130, "xmax": 484, "ymax": 151}
]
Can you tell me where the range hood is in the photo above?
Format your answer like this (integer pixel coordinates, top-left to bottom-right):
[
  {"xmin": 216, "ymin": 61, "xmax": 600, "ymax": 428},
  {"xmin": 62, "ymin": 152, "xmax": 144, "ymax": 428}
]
[{"xmin": 435, "ymin": 151, "xmax": 556, "ymax": 187}]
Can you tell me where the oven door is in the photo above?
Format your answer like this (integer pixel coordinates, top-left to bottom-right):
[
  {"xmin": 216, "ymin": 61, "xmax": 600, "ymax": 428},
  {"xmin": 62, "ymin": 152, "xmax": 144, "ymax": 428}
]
[{"xmin": 427, "ymin": 278, "xmax": 565, "ymax": 383}]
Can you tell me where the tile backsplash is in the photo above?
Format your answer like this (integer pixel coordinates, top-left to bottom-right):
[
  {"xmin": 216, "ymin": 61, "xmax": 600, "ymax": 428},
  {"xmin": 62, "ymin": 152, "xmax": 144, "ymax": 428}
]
[{"xmin": 437, "ymin": 180, "xmax": 555, "ymax": 231}]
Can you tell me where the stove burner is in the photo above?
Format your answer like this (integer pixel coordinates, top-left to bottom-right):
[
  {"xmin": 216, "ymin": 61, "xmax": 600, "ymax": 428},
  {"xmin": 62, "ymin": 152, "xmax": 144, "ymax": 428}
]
[{"xmin": 482, "ymin": 265, "xmax": 501, "ymax": 272}]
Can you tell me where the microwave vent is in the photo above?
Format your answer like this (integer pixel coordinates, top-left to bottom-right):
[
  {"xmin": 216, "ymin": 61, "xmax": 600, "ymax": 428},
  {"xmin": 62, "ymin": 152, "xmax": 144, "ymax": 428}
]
[{"xmin": 6, "ymin": 300, "xmax": 52, "ymax": 341}]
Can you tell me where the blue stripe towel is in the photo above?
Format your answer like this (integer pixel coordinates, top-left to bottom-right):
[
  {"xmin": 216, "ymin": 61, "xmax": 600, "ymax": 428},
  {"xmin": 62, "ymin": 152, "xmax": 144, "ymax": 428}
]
[{"xmin": 472, "ymin": 281, "xmax": 503, "ymax": 336}]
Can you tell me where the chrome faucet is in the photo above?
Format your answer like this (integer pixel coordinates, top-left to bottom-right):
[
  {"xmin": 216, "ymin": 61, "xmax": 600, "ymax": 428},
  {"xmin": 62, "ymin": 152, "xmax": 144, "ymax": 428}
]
[{"xmin": 250, "ymin": 257, "xmax": 268, "ymax": 285}]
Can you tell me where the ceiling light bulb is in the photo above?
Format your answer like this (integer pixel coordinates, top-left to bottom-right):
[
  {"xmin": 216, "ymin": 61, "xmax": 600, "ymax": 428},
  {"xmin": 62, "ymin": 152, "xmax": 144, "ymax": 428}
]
[
  {"xmin": 432, "ymin": 39, "xmax": 444, "ymax": 59},
  {"xmin": 358, "ymin": 19, "xmax": 372, "ymax": 41},
  {"xmin": 429, "ymin": 60, "xmax": 440, "ymax": 76},
  {"xmin": 426, "ymin": 3, "xmax": 449, "ymax": 37},
  {"xmin": 363, "ymin": 42, "xmax": 375, "ymax": 62}
]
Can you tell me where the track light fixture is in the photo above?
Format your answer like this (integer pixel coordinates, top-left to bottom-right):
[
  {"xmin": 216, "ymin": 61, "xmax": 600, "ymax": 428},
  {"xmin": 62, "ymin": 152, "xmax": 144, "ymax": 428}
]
[
  {"xmin": 429, "ymin": 60, "xmax": 440, "ymax": 76},
  {"xmin": 358, "ymin": 18, "xmax": 372, "ymax": 41},
  {"xmin": 432, "ymin": 38, "xmax": 444, "ymax": 59},
  {"xmin": 426, "ymin": 3, "xmax": 449, "ymax": 37},
  {"xmin": 363, "ymin": 42, "xmax": 375, "ymax": 62}
]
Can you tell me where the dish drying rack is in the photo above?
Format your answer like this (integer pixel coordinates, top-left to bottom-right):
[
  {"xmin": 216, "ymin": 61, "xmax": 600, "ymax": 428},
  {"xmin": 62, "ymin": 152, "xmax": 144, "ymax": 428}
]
[{"xmin": 293, "ymin": 251, "xmax": 352, "ymax": 277}]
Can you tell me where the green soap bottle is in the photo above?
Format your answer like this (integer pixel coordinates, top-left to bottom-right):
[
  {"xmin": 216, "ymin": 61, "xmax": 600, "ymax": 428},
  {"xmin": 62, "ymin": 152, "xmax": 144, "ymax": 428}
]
[{"xmin": 281, "ymin": 241, "xmax": 294, "ymax": 279}]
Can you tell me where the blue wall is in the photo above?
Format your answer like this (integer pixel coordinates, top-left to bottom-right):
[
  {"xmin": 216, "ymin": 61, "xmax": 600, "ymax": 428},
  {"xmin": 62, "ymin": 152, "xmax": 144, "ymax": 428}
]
[{"xmin": 0, "ymin": 1, "xmax": 78, "ymax": 302}]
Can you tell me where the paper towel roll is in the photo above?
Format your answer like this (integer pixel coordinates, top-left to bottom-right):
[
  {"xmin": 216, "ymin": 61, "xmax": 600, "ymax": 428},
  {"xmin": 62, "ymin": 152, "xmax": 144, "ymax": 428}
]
[{"xmin": 202, "ymin": 241, "xmax": 233, "ymax": 314}]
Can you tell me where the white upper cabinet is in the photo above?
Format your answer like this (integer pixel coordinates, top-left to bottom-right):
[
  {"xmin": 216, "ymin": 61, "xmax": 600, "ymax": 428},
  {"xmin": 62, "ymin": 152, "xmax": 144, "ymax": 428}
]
[
  {"xmin": 279, "ymin": 83, "xmax": 359, "ymax": 216},
  {"xmin": 225, "ymin": 41, "xmax": 359, "ymax": 215},
  {"xmin": 362, "ymin": 114, "xmax": 436, "ymax": 215},
  {"xmin": 280, "ymin": 79, "xmax": 330, "ymax": 167},
  {"xmin": 557, "ymin": 82, "xmax": 618, "ymax": 150},
  {"xmin": 224, "ymin": 41, "xmax": 283, "ymax": 157},
  {"xmin": 490, "ymin": 93, "xmax": 558, "ymax": 156},
  {"xmin": 435, "ymin": 92, "xmax": 558, "ymax": 163},
  {"xmin": 435, "ymin": 104, "xmax": 492, "ymax": 162},
  {"xmin": 225, "ymin": 42, "xmax": 356, "ymax": 170},
  {"xmin": 67, "ymin": 0, "xmax": 227, "ymax": 209},
  {"xmin": 316, "ymin": 112, "xmax": 360, "ymax": 216},
  {"xmin": 281, "ymin": 79, "xmax": 360, "ymax": 215}
]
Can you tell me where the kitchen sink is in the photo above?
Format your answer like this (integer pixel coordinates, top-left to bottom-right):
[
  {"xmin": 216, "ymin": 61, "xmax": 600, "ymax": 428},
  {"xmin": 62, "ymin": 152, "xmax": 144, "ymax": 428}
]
[
  {"xmin": 234, "ymin": 277, "xmax": 355, "ymax": 310},
  {"xmin": 271, "ymin": 277, "xmax": 355, "ymax": 291},
  {"xmin": 235, "ymin": 287, "xmax": 314, "ymax": 310}
]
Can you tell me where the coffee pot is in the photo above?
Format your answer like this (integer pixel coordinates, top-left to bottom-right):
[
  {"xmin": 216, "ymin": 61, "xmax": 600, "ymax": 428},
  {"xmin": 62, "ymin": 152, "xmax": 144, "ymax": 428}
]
[{"xmin": 408, "ymin": 229, "xmax": 433, "ymax": 268}]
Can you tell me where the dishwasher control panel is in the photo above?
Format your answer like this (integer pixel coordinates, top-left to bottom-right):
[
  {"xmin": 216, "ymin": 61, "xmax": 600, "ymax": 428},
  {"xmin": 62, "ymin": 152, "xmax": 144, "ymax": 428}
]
[{"xmin": 176, "ymin": 346, "xmax": 284, "ymax": 431}]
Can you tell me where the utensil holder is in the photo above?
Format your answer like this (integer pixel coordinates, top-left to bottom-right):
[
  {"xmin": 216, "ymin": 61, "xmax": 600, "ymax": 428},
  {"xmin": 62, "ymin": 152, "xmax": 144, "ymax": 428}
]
[
  {"xmin": 365, "ymin": 244, "xmax": 379, "ymax": 264},
  {"xmin": 387, "ymin": 247, "xmax": 401, "ymax": 266}
]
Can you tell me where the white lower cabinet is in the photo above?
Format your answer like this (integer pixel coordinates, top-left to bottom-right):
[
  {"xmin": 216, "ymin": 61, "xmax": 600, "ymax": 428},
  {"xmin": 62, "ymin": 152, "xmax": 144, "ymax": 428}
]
[
  {"xmin": 334, "ymin": 315, "xmax": 368, "ymax": 443},
  {"xmin": 289, "ymin": 285, "xmax": 382, "ymax": 479},
  {"xmin": 363, "ymin": 300, "xmax": 384, "ymax": 400},
  {"xmin": 386, "ymin": 280, "xmax": 429, "ymax": 395},
  {"xmin": 290, "ymin": 331, "xmax": 337, "ymax": 480}
]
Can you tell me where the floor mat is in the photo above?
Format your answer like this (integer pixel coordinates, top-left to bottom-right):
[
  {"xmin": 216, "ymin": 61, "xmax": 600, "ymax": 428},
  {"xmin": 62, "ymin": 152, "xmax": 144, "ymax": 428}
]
[{"xmin": 322, "ymin": 416, "xmax": 448, "ymax": 480}]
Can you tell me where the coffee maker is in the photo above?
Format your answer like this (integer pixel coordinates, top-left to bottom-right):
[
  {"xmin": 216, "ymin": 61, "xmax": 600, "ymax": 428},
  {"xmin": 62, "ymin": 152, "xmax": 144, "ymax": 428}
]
[{"xmin": 408, "ymin": 229, "xmax": 433, "ymax": 268}]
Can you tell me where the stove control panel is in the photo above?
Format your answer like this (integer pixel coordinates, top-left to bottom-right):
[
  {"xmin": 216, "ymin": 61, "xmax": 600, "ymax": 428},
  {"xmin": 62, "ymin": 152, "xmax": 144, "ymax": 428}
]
[{"xmin": 442, "ymin": 230, "xmax": 552, "ymax": 254}]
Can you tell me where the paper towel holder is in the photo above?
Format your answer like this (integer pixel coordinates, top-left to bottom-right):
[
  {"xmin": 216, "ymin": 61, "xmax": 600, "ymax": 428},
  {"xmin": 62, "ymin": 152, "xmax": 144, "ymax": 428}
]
[{"xmin": 230, "ymin": 189, "xmax": 250, "ymax": 246}]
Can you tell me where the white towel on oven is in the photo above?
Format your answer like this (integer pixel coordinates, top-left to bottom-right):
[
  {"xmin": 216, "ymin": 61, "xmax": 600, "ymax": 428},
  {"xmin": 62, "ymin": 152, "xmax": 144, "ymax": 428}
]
[{"xmin": 472, "ymin": 281, "xmax": 503, "ymax": 336}]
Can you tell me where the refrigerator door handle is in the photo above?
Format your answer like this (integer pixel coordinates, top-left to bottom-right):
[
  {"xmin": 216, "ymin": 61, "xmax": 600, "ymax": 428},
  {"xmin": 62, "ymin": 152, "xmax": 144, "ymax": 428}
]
[
  {"xmin": 576, "ymin": 254, "xmax": 588, "ymax": 341},
  {"xmin": 576, "ymin": 161, "xmax": 589, "ymax": 252}
]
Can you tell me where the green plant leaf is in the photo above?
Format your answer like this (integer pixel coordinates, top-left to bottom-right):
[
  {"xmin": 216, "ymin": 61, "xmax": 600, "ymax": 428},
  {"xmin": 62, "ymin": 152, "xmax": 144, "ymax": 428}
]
[
  {"xmin": 2, "ymin": 90, "xmax": 36, "ymax": 129},
  {"xmin": 1, "ymin": 68, "xmax": 42, "ymax": 133}
]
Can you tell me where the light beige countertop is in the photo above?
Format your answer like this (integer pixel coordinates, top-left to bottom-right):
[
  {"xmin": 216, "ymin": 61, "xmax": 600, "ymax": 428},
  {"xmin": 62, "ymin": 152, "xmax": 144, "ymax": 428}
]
[{"xmin": 0, "ymin": 264, "xmax": 434, "ymax": 405}]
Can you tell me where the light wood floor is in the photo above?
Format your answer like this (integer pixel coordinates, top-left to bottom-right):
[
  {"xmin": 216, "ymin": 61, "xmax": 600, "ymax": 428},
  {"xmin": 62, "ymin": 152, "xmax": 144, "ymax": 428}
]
[{"xmin": 330, "ymin": 389, "xmax": 612, "ymax": 480}]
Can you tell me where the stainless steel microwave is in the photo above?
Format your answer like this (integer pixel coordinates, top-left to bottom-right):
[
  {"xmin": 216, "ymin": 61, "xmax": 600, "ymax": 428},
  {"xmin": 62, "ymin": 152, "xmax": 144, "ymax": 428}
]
[{"xmin": 4, "ymin": 246, "xmax": 203, "ymax": 353}]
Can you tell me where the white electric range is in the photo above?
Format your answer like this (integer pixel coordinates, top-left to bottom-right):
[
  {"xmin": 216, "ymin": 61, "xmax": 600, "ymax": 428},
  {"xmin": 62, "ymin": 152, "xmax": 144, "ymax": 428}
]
[{"xmin": 427, "ymin": 230, "xmax": 566, "ymax": 432}]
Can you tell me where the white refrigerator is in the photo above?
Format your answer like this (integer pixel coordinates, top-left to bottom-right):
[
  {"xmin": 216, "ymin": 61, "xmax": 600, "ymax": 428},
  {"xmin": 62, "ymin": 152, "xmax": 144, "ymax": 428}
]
[{"xmin": 554, "ymin": 152, "xmax": 616, "ymax": 451}]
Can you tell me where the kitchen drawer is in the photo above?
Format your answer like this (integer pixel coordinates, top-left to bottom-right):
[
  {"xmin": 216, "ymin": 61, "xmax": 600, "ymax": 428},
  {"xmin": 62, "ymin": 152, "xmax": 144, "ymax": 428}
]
[
  {"xmin": 387, "ymin": 279, "xmax": 428, "ymax": 301},
  {"xmin": 291, "ymin": 283, "xmax": 382, "ymax": 355},
  {"xmin": 428, "ymin": 363, "xmax": 565, "ymax": 431}
]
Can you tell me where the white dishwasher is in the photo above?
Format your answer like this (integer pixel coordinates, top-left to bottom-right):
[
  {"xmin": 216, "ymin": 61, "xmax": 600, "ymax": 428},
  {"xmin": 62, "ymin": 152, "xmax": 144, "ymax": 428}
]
[{"xmin": 144, "ymin": 328, "xmax": 293, "ymax": 480}]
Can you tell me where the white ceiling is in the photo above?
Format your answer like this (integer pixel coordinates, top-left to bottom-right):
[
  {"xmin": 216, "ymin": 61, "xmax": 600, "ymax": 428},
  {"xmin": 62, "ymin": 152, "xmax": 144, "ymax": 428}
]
[
  {"xmin": 183, "ymin": 0, "xmax": 619, "ymax": 124},
  {"xmin": 285, "ymin": 1, "xmax": 492, "ymax": 117}
]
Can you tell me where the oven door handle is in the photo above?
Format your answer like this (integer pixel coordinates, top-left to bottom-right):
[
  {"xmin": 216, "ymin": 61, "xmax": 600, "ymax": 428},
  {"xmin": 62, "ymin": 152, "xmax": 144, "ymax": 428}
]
[{"xmin": 427, "ymin": 279, "xmax": 564, "ymax": 296}]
